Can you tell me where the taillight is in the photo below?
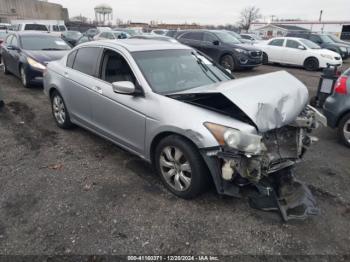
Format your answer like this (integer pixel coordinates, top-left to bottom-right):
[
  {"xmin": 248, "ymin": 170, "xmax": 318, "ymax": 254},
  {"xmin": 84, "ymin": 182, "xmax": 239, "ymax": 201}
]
[{"xmin": 334, "ymin": 76, "xmax": 348, "ymax": 94}]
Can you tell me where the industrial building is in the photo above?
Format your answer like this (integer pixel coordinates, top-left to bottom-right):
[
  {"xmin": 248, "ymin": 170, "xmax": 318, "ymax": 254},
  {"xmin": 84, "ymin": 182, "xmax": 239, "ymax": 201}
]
[
  {"xmin": 251, "ymin": 21, "xmax": 350, "ymax": 39},
  {"xmin": 0, "ymin": 0, "xmax": 68, "ymax": 23}
]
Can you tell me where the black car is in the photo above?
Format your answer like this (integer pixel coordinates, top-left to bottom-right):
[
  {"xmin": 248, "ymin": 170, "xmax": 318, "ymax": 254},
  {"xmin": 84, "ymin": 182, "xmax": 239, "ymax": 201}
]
[
  {"xmin": 1, "ymin": 32, "xmax": 71, "ymax": 88},
  {"xmin": 176, "ymin": 30, "xmax": 262, "ymax": 71},
  {"xmin": 286, "ymin": 32, "xmax": 350, "ymax": 59},
  {"xmin": 61, "ymin": 30, "xmax": 82, "ymax": 46},
  {"xmin": 323, "ymin": 68, "xmax": 350, "ymax": 147}
]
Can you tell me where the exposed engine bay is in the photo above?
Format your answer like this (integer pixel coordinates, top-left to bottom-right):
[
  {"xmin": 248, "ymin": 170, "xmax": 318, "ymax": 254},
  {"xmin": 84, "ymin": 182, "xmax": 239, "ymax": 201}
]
[{"xmin": 202, "ymin": 106, "xmax": 326, "ymax": 221}]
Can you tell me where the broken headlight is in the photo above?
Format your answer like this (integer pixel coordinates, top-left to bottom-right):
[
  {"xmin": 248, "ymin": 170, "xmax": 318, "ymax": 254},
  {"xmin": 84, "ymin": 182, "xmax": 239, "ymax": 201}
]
[{"xmin": 204, "ymin": 122, "xmax": 262, "ymax": 154}]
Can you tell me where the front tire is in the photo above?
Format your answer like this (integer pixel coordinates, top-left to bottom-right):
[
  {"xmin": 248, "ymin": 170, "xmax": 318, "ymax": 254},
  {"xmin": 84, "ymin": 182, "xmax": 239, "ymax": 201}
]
[
  {"xmin": 50, "ymin": 90, "xmax": 73, "ymax": 129},
  {"xmin": 338, "ymin": 113, "xmax": 350, "ymax": 147},
  {"xmin": 2, "ymin": 58, "xmax": 10, "ymax": 75},
  {"xmin": 20, "ymin": 66, "xmax": 31, "ymax": 88},
  {"xmin": 304, "ymin": 57, "xmax": 319, "ymax": 71},
  {"xmin": 262, "ymin": 52, "xmax": 269, "ymax": 64},
  {"xmin": 220, "ymin": 54, "xmax": 236, "ymax": 71},
  {"xmin": 154, "ymin": 135, "xmax": 210, "ymax": 199}
]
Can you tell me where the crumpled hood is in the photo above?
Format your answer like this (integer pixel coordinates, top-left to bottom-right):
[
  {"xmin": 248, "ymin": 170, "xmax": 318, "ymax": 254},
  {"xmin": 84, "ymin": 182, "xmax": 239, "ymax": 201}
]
[
  {"xmin": 174, "ymin": 71, "xmax": 309, "ymax": 132},
  {"xmin": 24, "ymin": 50, "xmax": 69, "ymax": 64}
]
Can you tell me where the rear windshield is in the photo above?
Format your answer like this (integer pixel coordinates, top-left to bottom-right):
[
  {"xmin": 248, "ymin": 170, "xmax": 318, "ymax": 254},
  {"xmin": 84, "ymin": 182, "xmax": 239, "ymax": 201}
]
[
  {"xmin": 21, "ymin": 35, "xmax": 71, "ymax": 50},
  {"xmin": 24, "ymin": 24, "xmax": 48, "ymax": 31}
]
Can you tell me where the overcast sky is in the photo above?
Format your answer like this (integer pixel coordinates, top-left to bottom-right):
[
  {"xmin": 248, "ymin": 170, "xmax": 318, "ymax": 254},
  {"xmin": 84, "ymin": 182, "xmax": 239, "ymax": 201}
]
[{"xmin": 49, "ymin": 0, "xmax": 350, "ymax": 25}]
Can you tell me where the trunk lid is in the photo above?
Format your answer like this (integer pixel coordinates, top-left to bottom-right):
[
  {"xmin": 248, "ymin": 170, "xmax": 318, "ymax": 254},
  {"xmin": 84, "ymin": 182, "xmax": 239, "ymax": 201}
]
[{"xmin": 172, "ymin": 71, "xmax": 309, "ymax": 132}]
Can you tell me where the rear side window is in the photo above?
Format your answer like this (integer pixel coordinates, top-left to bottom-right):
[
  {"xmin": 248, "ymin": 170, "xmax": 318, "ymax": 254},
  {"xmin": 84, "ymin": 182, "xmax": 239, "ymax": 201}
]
[
  {"xmin": 180, "ymin": 32, "xmax": 203, "ymax": 41},
  {"xmin": 24, "ymin": 24, "xmax": 47, "ymax": 31},
  {"xmin": 73, "ymin": 47, "xmax": 100, "ymax": 76},
  {"xmin": 66, "ymin": 50, "xmax": 77, "ymax": 68},
  {"xmin": 269, "ymin": 39, "xmax": 284, "ymax": 46},
  {"xmin": 53, "ymin": 25, "xmax": 59, "ymax": 32}
]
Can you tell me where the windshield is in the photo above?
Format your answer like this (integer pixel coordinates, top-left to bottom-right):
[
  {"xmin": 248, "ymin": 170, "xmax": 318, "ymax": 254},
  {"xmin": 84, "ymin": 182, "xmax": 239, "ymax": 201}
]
[
  {"xmin": 213, "ymin": 31, "xmax": 241, "ymax": 44},
  {"xmin": 132, "ymin": 49, "xmax": 232, "ymax": 94},
  {"xmin": 320, "ymin": 35, "xmax": 333, "ymax": 43},
  {"xmin": 299, "ymin": 39, "xmax": 321, "ymax": 49},
  {"xmin": 21, "ymin": 35, "xmax": 71, "ymax": 50}
]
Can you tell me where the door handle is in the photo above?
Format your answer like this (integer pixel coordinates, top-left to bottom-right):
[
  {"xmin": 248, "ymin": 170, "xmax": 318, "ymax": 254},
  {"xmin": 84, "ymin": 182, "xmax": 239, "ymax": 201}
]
[
  {"xmin": 93, "ymin": 86, "xmax": 103, "ymax": 94},
  {"xmin": 64, "ymin": 71, "xmax": 69, "ymax": 78}
]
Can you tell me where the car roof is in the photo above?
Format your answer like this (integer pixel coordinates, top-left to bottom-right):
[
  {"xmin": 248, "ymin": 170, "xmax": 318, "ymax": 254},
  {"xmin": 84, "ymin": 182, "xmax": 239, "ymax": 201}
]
[
  {"xmin": 10, "ymin": 31, "xmax": 57, "ymax": 37},
  {"xmin": 79, "ymin": 39, "xmax": 191, "ymax": 52}
]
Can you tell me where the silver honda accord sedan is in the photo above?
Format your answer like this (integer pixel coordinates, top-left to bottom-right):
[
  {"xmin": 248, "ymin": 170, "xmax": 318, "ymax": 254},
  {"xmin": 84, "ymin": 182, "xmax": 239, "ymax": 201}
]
[{"xmin": 44, "ymin": 39, "xmax": 326, "ymax": 220}]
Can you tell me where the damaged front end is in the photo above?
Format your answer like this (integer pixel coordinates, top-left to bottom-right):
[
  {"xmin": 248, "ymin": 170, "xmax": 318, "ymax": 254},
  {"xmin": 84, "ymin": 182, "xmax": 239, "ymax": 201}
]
[{"xmin": 201, "ymin": 106, "xmax": 326, "ymax": 221}]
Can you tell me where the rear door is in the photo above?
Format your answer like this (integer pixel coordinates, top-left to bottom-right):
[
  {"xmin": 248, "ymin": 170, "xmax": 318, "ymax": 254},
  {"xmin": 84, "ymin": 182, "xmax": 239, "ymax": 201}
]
[
  {"xmin": 178, "ymin": 32, "xmax": 203, "ymax": 51},
  {"xmin": 285, "ymin": 39, "xmax": 307, "ymax": 66},
  {"xmin": 6, "ymin": 35, "xmax": 20, "ymax": 74},
  {"xmin": 62, "ymin": 47, "xmax": 102, "ymax": 128}
]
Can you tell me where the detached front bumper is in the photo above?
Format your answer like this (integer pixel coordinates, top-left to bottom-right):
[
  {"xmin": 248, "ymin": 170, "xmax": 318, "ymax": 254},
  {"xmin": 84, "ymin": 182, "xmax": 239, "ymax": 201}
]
[{"xmin": 200, "ymin": 106, "xmax": 326, "ymax": 221}]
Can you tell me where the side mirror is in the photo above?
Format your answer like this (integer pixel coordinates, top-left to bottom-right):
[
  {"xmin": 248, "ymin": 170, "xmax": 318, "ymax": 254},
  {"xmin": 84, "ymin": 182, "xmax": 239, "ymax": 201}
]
[
  {"xmin": 213, "ymin": 40, "xmax": 220, "ymax": 46},
  {"xmin": 298, "ymin": 45, "xmax": 306, "ymax": 50},
  {"xmin": 112, "ymin": 81, "xmax": 136, "ymax": 95}
]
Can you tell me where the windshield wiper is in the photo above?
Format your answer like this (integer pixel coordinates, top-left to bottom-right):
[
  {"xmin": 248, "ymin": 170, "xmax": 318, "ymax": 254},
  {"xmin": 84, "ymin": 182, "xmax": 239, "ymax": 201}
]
[
  {"xmin": 191, "ymin": 52, "xmax": 222, "ymax": 82},
  {"xmin": 41, "ymin": 48, "xmax": 65, "ymax": 51}
]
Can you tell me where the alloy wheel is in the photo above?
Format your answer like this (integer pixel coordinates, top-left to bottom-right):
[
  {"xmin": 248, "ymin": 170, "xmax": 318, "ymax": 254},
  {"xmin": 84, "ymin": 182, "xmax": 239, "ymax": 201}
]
[
  {"xmin": 52, "ymin": 95, "xmax": 66, "ymax": 125},
  {"xmin": 343, "ymin": 119, "xmax": 350, "ymax": 143},
  {"xmin": 20, "ymin": 67, "xmax": 27, "ymax": 86},
  {"xmin": 159, "ymin": 146, "xmax": 192, "ymax": 192}
]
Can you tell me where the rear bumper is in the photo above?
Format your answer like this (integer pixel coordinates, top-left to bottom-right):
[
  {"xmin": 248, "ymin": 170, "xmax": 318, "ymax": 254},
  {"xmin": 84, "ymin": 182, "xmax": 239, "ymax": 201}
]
[{"xmin": 323, "ymin": 94, "xmax": 350, "ymax": 128}]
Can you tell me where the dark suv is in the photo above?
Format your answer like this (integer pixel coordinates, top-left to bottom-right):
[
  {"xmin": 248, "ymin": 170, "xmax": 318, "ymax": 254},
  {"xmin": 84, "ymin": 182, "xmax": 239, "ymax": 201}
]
[
  {"xmin": 176, "ymin": 30, "xmax": 262, "ymax": 71},
  {"xmin": 286, "ymin": 32, "xmax": 350, "ymax": 59}
]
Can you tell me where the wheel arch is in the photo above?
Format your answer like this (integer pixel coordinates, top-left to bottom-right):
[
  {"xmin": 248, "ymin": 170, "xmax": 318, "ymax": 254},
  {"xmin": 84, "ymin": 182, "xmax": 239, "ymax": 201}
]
[
  {"xmin": 336, "ymin": 109, "xmax": 350, "ymax": 127},
  {"xmin": 303, "ymin": 56, "xmax": 319, "ymax": 65},
  {"xmin": 149, "ymin": 131, "xmax": 204, "ymax": 166}
]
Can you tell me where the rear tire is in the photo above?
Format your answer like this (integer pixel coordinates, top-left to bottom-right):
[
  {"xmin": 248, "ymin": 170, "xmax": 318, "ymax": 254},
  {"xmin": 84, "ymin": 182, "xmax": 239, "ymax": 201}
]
[
  {"xmin": 50, "ymin": 90, "xmax": 73, "ymax": 129},
  {"xmin": 304, "ymin": 57, "xmax": 319, "ymax": 71},
  {"xmin": 220, "ymin": 54, "xmax": 236, "ymax": 71},
  {"xmin": 154, "ymin": 135, "xmax": 210, "ymax": 199},
  {"xmin": 338, "ymin": 113, "xmax": 350, "ymax": 147},
  {"xmin": 262, "ymin": 52, "xmax": 269, "ymax": 64}
]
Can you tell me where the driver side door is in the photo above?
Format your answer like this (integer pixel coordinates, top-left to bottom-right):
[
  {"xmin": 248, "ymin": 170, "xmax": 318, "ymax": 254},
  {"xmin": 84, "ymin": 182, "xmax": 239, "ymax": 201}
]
[
  {"xmin": 90, "ymin": 48, "xmax": 147, "ymax": 155},
  {"xmin": 285, "ymin": 39, "xmax": 307, "ymax": 66}
]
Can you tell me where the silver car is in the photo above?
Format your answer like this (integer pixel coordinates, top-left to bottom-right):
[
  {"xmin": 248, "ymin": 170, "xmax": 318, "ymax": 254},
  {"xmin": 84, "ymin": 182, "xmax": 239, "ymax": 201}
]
[{"xmin": 43, "ymin": 40, "xmax": 326, "ymax": 220}]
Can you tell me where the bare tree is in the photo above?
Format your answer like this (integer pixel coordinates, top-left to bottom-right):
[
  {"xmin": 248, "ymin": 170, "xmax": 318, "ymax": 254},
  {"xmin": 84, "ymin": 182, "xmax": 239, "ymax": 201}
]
[{"xmin": 238, "ymin": 6, "xmax": 261, "ymax": 31}]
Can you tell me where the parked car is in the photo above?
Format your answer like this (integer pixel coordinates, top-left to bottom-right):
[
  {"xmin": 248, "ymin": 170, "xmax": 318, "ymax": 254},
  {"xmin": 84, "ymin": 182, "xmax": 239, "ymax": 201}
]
[
  {"xmin": 2, "ymin": 32, "xmax": 71, "ymax": 88},
  {"xmin": 43, "ymin": 40, "xmax": 325, "ymax": 220},
  {"xmin": 151, "ymin": 29, "xmax": 169, "ymax": 36},
  {"xmin": 176, "ymin": 30, "xmax": 262, "ymax": 71},
  {"xmin": 165, "ymin": 30, "xmax": 178, "ymax": 38},
  {"xmin": 130, "ymin": 34, "xmax": 178, "ymax": 43},
  {"xmin": 9, "ymin": 23, "xmax": 48, "ymax": 32},
  {"xmin": 85, "ymin": 28, "xmax": 99, "ymax": 38},
  {"xmin": 323, "ymin": 67, "xmax": 350, "ymax": 147},
  {"xmin": 113, "ymin": 28, "xmax": 143, "ymax": 36},
  {"xmin": 94, "ymin": 31, "xmax": 129, "ymax": 41},
  {"xmin": 61, "ymin": 31, "xmax": 83, "ymax": 46},
  {"xmin": 76, "ymin": 35, "xmax": 93, "ymax": 46},
  {"xmin": 240, "ymin": 33, "xmax": 262, "ymax": 42},
  {"xmin": 255, "ymin": 37, "xmax": 342, "ymax": 71},
  {"xmin": 0, "ymin": 30, "xmax": 8, "ymax": 62},
  {"xmin": 286, "ymin": 32, "xmax": 350, "ymax": 59},
  {"xmin": 225, "ymin": 30, "xmax": 253, "ymax": 44}
]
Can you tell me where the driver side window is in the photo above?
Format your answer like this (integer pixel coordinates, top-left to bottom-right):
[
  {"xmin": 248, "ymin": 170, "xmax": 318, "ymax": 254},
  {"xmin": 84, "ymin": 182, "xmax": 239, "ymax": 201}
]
[
  {"xmin": 99, "ymin": 49, "xmax": 136, "ymax": 84},
  {"xmin": 203, "ymin": 33, "xmax": 218, "ymax": 43}
]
